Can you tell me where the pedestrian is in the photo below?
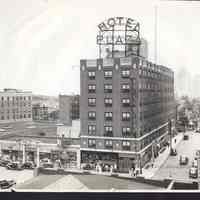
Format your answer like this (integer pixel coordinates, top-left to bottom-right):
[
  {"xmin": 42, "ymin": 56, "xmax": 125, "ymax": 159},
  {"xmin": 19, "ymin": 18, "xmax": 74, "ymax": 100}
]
[{"xmin": 110, "ymin": 165, "xmax": 113, "ymax": 174}]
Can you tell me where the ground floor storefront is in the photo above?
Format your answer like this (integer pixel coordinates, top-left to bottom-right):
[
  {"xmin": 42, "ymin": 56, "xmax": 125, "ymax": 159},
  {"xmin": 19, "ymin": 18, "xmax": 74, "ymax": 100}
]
[
  {"xmin": 80, "ymin": 134, "xmax": 170, "ymax": 173},
  {"xmin": 0, "ymin": 140, "xmax": 80, "ymax": 168}
]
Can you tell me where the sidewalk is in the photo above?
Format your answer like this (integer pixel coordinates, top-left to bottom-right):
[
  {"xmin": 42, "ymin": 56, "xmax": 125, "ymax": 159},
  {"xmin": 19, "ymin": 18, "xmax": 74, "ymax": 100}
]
[{"xmin": 140, "ymin": 133, "xmax": 183, "ymax": 179}]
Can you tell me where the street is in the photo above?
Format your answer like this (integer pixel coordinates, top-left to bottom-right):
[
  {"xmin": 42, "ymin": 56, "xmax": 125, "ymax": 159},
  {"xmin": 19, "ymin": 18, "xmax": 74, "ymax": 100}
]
[{"xmin": 153, "ymin": 131, "xmax": 200, "ymax": 182}]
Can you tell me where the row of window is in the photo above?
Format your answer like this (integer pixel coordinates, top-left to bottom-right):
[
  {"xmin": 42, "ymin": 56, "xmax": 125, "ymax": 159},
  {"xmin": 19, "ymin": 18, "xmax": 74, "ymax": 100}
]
[
  {"xmin": 88, "ymin": 112, "xmax": 131, "ymax": 121},
  {"xmin": 88, "ymin": 125, "xmax": 132, "ymax": 136},
  {"xmin": 88, "ymin": 70, "xmax": 130, "ymax": 79},
  {"xmin": 0, "ymin": 96, "xmax": 31, "ymax": 101},
  {"xmin": 88, "ymin": 98, "xmax": 131, "ymax": 107},
  {"xmin": 0, "ymin": 114, "xmax": 32, "ymax": 120},
  {"xmin": 88, "ymin": 69, "xmax": 173, "ymax": 80},
  {"xmin": 88, "ymin": 83, "xmax": 132, "ymax": 93},
  {"xmin": 88, "ymin": 139, "xmax": 131, "ymax": 149},
  {"xmin": 1, "ymin": 103, "xmax": 32, "ymax": 107}
]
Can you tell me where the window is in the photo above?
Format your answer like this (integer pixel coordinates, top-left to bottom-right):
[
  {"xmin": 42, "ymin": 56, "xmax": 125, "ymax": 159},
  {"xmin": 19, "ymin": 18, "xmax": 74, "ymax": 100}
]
[
  {"xmin": 104, "ymin": 126, "xmax": 113, "ymax": 137},
  {"xmin": 122, "ymin": 127, "xmax": 131, "ymax": 137},
  {"xmin": 122, "ymin": 112, "xmax": 130, "ymax": 121},
  {"xmin": 88, "ymin": 139, "xmax": 96, "ymax": 148},
  {"xmin": 88, "ymin": 125, "xmax": 96, "ymax": 135},
  {"xmin": 121, "ymin": 84, "xmax": 130, "ymax": 93},
  {"xmin": 122, "ymin": 98, "xmax": 130, "ymax": 106},
  {"xmin": 104, "ymin": 84, "xmax": 112, "ymax": 93},
  {"xmin": 121, "ymin": 69, "xmax": 130, "ymax": 78},
  {"xmin": 104, "ymin": 98, "xmax": 112, "ymax": 107},
  {"xmin": 122, "ymin": 140, "xmax": 131, "ymax": 150},
  {"xmin": 1, "ymin": 97, "xmax": 4, "ymax": 101},
  {"xmin": 105, "ymin": 140, "xmax": 113, "ymax": 149},
  {"xmin": 88, "ymin": 84, "xmax": 96, "ymax": 93},
  {"xmin": 104, "ymin": 70, "xmax": 112, "ymax": 78},
  {"xmin": 88, "ymin": 98, "xmax": 96, "ymax": 106},
  {"xmin": 88, "ymin": 111, "xmax": 96, "ymax": 120},
  {"xmin": 105, "ymin": 112, "xmax": 112, "ymax": 121},
  {"xmin": 7, "ymin": 97, "xmax": 9, "ymax": 101},
  {"xmin": 28, "ymin": 114, "xmax": 31, "ymax": 118},
  {"xmin": 88, "ymin": 71, "xmax": 96, "ymax": 79}
]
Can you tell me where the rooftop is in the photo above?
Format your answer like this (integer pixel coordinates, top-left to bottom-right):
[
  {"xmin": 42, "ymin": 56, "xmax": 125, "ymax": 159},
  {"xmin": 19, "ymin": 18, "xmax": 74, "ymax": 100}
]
[{"xmin": 15, "ymin": 174, "xmax": 164, "ymax": 191}]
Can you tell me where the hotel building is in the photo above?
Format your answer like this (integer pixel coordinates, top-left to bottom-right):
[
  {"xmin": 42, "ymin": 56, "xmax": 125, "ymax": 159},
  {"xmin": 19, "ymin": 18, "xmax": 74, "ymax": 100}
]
[{"xmin": 80, "ymin": 56, "xmax": 175, "ymax": 172}]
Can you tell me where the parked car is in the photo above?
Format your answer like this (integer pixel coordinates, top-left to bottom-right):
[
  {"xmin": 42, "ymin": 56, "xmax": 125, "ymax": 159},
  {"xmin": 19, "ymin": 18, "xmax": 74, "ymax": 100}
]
[
  {"xmin": 183, "ymin": 134, "xmax": 189, "ymax": 140},
  {"xmin": 170, "ymin": 148, "xmax": 177, "ymax": 156},
  {"xmin": 0, "ymin": 180, "xmax": 16, "ymax": 189},
  {"xmin": 189, "ymin": 167, "xmax": 198, "ymax": 179},
  {"xmin": 40, "ymin": 159, "xmax": 54, "ymax": 168},
  {"xmin": 6, "ymin": 162, "xmax": 23, "ymax": 170},
  {"xmin": 179, "ymin": 155, "xmax": 189, "ymax": 165},
  {"xmin": 21, "ymin": 161, "xmax": 36, "ymax": 169},
  {"xmin": 192, "ymin": 159, "xmax": 198, "ymax": 168},
  {"xmin": 0, "ymin": 159, "xmax": 11, "ymax": 167},
  {"xmin": 82, "ymin": 163, "xmax": 94, "ymax": 170},
  {"xmin": 196, "ymin": 128, "xmax": 200, "ymax": 133}
]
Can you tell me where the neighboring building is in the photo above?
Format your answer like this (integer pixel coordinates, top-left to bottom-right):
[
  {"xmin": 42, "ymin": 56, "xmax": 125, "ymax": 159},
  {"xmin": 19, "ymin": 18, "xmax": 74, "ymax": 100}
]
[
  {"xmin": 49, "ymin": 109, "xmax": 59, "ymax": 121},
  {"xmin": 80, "ymin": 56, "xmax": 175, "ymax": 172},
  {"xmin": 59, "ymin": 95, "xmax": 80, "ymax": 125},
  {"xmin": 0, "ymin": 88, "xmax": 32, "ymax": 123},
  {"xmin": 57, "ymin": 119, "xmax": 80, "ymax": 168},
  {"xmin": 32, "ymin": 103, "xmax": 49, "ymax": 121}
]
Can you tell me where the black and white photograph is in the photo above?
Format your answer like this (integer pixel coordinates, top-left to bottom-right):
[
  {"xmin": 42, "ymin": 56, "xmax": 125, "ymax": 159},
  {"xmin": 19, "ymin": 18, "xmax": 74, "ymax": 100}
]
[{"xmin": 0, "ymin": 0, "xmax": 199, "ymax": 192}]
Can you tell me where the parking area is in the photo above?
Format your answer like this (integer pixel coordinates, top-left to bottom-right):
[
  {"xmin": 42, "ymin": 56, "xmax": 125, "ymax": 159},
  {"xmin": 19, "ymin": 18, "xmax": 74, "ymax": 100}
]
[
  {"xmin": 0, "ymin": 121, "xmax": 57, "ymax": 143},
  {"xmin": 0, "ymin": 166, "xmax": 33, "ymax": 185}
]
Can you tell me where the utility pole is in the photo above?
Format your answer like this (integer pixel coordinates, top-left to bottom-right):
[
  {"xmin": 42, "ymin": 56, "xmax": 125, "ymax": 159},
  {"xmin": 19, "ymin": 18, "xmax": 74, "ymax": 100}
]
[
  {"xmin": 168, "ymin": 119, "xmax": 172, "ymax": 153},
  {"xmin": 154, "ymin": 5, "xmax": 158, "ymax": 64}
]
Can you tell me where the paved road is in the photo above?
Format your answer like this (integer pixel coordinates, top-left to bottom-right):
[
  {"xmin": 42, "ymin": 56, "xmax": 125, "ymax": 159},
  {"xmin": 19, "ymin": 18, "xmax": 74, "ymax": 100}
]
[{"xmin": 153, "ymin": 131, "xmax": 200, "ymax": 182}]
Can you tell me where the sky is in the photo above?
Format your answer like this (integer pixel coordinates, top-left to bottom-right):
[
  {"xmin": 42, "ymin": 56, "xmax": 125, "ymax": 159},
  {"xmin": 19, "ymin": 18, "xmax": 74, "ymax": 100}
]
[{"xmin": 0, "ymin": 0, "xmax": 200, "ymax": 96}]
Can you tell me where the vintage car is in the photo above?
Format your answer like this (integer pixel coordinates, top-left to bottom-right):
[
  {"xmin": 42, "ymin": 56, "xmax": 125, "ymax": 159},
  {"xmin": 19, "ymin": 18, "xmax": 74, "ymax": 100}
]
[
  {"xmin": 21, "ymin": 161, "xmax": 36, "ymax": 169},
  {"xmin": 183, "ymin": 134, "xmax": 189, "ymax": 140},
  {"xmin": 40, "ymin": 159, "xmax": 54, "ymax": 168},
  {"xmin": 179, "ymin": 155, "xmax": 189, "ymax": 165},
  {"xmin": 170, "ymin": 148, "xmax": 177, "ymax": 156},
  {"xmin": 0, "ymin": 159, "xmax": 11, "ymax": 167},
  {"xmin": 0, "ymin": 180, "xmax": 16, "ymax": 189},
  {"xmin": 189, "ymin": 167, "xmax": 198, "ymax": 179},
  {"xmin": 6, "ymin": 162, "xmax": 23, "ymax": 170}
]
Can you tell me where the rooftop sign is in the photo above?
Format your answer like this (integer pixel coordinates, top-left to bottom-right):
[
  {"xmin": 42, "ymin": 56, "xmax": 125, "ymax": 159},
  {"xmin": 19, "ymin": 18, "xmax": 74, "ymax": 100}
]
[{"xmin": 96, "ymin": 17, "xmax": 141, "ymax": 58}]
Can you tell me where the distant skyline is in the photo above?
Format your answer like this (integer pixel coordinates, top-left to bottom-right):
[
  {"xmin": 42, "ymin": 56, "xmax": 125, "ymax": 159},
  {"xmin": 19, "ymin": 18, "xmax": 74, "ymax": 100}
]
[{"xmin": 0, "ymin": 0, "xmax": 200, "ymax": 96}]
